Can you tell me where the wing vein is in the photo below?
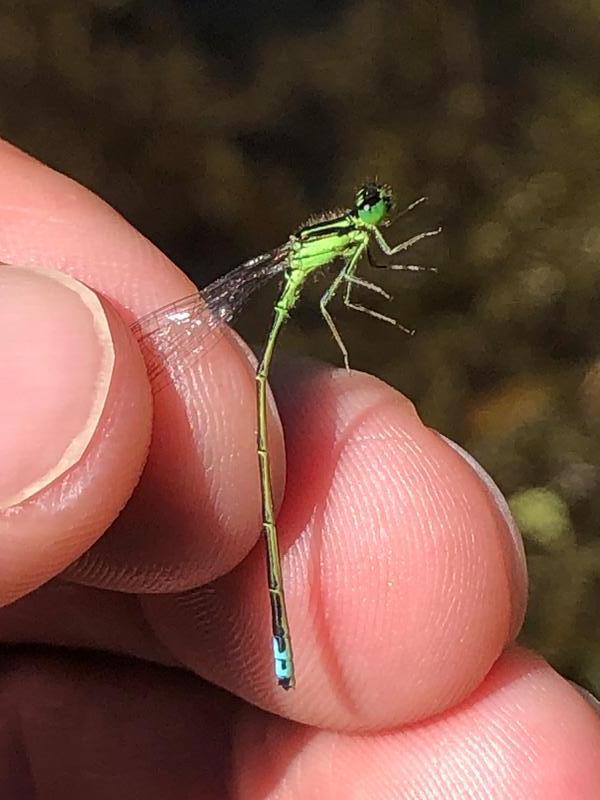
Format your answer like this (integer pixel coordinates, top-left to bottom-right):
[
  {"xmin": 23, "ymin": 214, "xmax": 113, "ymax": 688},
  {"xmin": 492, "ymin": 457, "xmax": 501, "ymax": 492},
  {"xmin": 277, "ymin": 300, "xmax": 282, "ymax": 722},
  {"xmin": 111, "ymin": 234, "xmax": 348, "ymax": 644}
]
[{"xmin": 130, "ymin": 247, "xmax": 288, "ymax": 392}]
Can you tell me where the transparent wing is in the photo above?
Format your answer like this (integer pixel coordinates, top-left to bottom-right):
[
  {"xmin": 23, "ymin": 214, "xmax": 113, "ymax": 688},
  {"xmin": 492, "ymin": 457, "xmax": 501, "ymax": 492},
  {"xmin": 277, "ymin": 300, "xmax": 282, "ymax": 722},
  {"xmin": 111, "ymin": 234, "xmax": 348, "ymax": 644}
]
[{"xmin": 131, "ymin": 247, "xmax": 288, "ymax": 392}]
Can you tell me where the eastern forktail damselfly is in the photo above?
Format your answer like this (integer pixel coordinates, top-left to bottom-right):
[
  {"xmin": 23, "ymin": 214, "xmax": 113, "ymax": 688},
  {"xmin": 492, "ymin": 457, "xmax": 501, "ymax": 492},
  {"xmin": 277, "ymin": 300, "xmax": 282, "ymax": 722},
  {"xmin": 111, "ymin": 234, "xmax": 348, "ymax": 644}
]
[{"xmin": 132, "ymin": 182, "xmax": 440, "ymax": 690}]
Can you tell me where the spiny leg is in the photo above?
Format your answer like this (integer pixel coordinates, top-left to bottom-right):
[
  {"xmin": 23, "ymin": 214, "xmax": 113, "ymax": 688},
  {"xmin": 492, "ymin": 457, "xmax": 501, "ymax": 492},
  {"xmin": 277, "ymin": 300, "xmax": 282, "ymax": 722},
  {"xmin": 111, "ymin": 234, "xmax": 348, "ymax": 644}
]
[
  {"xmin": 320, "ymin": 267, "xmax": 352, "ymax": 371},
  {"xmin": 387, "ymin": 263, "xmax": 438, "ymax": 273},
  {"xmin": 343, "ymin": 276, "xmax": 414, "ymax": 335},
  {"xmin": 345, "ymin": 273, "xmax": 391, "ymax": 300},
  {"xmin": 373, "ymin": 225, "xmax": 442, "ymax": 257},
  {"xmin": 383, "ymin": 195, "xmax": 428, "ymax": 228},
  {"xmin": 399, "ymin": 195, "xmax": 428, "ymax": 216},
  {"xmin": 366, "ymin": 247, "xmax": 435, "ymax": 274}
]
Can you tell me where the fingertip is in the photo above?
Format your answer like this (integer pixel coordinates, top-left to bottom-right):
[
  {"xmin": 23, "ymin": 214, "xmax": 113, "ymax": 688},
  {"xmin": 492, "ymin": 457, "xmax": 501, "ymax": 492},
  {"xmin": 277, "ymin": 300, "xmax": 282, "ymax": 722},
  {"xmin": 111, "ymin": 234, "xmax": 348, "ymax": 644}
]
[
  {"xmin": 235, "ymin": 649, "xmax": 600, "ymax": 799},
  {"xmin": 0, "ymin": 141, "xmax": 281, "ymax": 595},
  {"xmin": 0, "ymin": 264, "xmax": 152, "ymax": 604},
  {"xmin": 0, "ymin": 137, "xmax": 195, "ymax": 322},
  {"xmin": 141, "ymin": 364, "xmax": 524, "ymax": 728},
  {"xmin": 434, "ymin": 432, "xmax": 528, "ymax": 639},
  {"xmin": 267, "ymin": 365, "xmax": 523, "ymax": 726},
  {"xmin": 0, "ymin": 265, "xmax": 115, "ymax": 509}
]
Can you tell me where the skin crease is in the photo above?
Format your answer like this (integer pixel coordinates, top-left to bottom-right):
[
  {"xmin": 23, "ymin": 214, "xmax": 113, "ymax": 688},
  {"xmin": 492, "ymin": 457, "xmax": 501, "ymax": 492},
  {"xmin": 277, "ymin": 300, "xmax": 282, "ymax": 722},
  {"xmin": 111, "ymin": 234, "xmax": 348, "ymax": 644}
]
[{"xmin": 0, "ymin": 139, "xmax": 599, "ymax": 797}]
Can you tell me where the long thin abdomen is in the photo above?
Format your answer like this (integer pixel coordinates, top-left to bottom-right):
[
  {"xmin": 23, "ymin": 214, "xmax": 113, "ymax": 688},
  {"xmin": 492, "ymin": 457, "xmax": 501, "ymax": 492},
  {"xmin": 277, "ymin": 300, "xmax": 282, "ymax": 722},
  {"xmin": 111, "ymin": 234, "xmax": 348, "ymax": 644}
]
[{"xmin": 256, "ymin": 304, "xmax": 295, "ymax": 689}]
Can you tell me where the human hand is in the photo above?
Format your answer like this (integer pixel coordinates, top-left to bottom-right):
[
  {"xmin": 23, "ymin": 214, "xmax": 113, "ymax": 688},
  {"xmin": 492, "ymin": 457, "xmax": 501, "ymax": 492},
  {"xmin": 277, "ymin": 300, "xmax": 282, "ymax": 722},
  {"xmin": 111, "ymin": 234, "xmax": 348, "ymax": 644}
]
[{"xmin": 1, "ymin": 140, "xmax": 600, "ymax": 798}]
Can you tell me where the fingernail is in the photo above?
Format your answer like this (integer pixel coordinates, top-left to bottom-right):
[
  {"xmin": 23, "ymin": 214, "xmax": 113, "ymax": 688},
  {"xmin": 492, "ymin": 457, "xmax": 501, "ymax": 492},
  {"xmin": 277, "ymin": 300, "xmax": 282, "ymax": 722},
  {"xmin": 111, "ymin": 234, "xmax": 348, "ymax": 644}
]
[
  {"xmin": 570, "ymin": 682, "xmax": 600, "ymax": 715},
  {"xmin": 0, "ymin": 265, "xmax": 114, "ymax": 509},
  {"xmin": 435, "ymin": 433, "xmax": 528, "ymax": 639}
]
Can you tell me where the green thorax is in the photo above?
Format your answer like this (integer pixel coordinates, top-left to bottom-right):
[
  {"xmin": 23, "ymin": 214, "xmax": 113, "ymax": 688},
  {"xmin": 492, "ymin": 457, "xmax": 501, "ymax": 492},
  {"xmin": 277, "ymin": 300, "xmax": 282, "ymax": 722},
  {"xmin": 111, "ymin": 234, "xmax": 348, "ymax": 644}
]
[{"xmin": 288, "ymin": 209, "xmax": 368, "ymax": 273}]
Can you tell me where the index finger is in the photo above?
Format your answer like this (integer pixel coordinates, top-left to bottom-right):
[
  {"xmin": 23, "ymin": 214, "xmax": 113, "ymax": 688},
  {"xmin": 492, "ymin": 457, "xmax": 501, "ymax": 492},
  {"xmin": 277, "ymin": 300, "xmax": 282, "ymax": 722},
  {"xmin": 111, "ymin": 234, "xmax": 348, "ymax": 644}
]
[{"xmin": 0, "ymin": 140, "xmax": 281, "ymax": 593}]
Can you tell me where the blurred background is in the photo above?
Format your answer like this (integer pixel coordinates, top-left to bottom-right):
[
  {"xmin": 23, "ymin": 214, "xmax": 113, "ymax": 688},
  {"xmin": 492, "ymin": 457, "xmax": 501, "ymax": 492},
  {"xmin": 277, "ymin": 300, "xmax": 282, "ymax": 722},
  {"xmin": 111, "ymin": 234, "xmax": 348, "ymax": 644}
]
[{"xmin": 2, "ymin": 0, "xmax": 599, "ymax": 695}]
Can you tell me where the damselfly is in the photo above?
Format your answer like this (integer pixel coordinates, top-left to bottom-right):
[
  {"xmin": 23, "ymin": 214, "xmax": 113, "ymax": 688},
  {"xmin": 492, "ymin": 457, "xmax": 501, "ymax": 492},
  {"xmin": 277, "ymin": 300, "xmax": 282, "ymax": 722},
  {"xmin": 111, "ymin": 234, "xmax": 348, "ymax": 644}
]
[{"xmin": 132, "ymin": 182, "xmax": 440, "ymax": 690}]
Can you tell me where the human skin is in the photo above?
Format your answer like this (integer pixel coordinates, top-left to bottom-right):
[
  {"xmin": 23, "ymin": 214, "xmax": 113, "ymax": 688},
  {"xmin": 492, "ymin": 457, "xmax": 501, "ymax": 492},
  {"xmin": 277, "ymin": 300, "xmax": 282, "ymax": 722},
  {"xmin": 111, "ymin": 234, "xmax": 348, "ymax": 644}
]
[{"xmin": 0, "ymin": 139, "xmax": 600, "ymax": 798}]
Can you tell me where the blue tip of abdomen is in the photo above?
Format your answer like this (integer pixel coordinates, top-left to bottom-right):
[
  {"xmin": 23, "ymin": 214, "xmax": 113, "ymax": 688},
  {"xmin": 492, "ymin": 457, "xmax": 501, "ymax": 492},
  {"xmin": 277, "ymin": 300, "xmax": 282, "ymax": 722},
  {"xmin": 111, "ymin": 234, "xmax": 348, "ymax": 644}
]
[{"xmin": 273, "ymin": 636, "xmax": 295, "ymax": 690}]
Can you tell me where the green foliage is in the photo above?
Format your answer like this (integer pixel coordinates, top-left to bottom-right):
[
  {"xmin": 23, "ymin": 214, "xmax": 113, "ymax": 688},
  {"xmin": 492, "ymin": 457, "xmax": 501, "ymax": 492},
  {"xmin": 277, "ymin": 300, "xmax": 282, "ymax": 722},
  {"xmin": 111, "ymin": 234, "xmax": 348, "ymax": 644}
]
[{"xmin": 509, "ymin": 487, "xmax": 574, "ymax": 549}]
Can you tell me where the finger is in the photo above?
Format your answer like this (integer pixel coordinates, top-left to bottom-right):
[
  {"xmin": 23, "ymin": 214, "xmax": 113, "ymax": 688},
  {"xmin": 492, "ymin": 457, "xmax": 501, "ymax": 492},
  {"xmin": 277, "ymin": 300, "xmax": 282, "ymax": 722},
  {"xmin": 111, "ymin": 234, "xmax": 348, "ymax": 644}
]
[
  {"xmin": 0, "ymin": 140, "xmax": 283, "ymax": 592},
  {"xmin": 141, "ymin": 362, "xmax": 527, "ymax": 730},
  {"xmin": 2, "ymin": 648, "xmax": 599, "ymax": 799},
  {"xmin": 235, "ymin": 648, "xmax": 600, "ymax": 798},
  {"xmin": 0, "ymin": 648, "xmax": 237, "ymax": 799},
  {"xmin": 0, "ymin": 140, "xmax": 195, "ymax": 317},
  {"xmin": 0, "ymin": 265, "xmax": 151, "ymax": 605},
  {"xmin": 0, "ymin": 580, "xmax": 177, "ymax": 666},
  {"xmin": 67, "ymin": 330, "xmax": 282, "ymax": 593}
]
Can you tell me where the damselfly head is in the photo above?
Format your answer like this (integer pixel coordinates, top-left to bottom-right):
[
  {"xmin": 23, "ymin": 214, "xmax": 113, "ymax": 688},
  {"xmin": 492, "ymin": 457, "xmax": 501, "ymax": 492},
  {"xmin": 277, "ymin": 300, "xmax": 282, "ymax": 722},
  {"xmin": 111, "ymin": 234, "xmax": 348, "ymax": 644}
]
[{"xmin": 354, "ymin": 182, "xmax": 395, "ymax": 227}]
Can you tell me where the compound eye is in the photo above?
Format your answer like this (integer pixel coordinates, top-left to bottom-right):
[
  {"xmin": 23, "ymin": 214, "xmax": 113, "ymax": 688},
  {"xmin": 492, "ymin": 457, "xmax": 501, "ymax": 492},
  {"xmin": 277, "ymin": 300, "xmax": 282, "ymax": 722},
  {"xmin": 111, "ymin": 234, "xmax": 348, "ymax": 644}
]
[{"xmin": 358, "ymin": 184, "xmax": 381, "ymax": 211}]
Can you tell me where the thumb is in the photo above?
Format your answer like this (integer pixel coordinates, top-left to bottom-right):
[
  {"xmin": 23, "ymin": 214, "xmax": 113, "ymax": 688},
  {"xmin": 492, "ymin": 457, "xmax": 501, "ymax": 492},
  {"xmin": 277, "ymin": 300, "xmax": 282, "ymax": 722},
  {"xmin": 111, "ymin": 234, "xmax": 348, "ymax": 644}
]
[{"xmin": 0, "ymin": 263, "xmax": 152, "ymax": 604}]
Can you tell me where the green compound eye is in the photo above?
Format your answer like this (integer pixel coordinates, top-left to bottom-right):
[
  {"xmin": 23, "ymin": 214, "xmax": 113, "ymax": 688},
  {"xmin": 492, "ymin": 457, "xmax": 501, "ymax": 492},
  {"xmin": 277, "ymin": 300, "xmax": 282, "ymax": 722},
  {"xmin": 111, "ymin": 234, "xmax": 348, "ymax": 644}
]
[{"xmin": 355, "ymin": 183, "xmax": 395, "ymax": 225}]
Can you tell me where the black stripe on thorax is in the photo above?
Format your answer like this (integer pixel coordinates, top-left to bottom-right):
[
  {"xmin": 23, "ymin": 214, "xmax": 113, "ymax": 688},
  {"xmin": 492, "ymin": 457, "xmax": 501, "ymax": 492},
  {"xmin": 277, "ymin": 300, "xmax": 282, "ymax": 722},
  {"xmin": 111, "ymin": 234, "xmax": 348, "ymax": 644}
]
[{"xmin": 298, "ymin": 215, "xmax": 355, "ymax": 241}]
